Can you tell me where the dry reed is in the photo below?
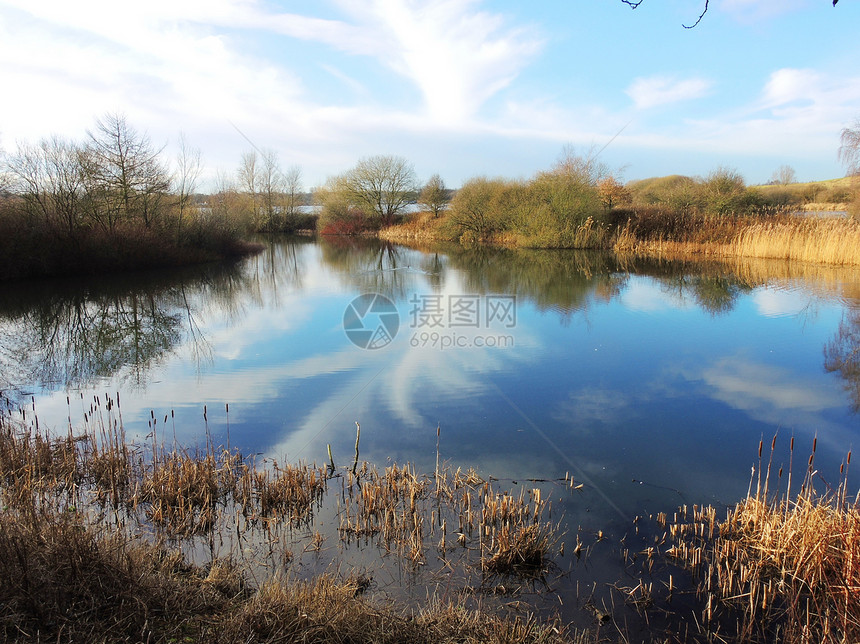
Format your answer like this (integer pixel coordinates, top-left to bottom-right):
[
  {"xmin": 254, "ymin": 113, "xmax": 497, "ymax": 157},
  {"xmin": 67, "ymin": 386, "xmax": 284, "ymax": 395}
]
[
  {"xmin": 665, "ymin": 436, "xmax": 860, "ymax": 642},
  {"xmin": 0, "ymin": 400, "xmax": 575, "ymax": 643},
  {"xmin": 731, "ymin": 216, "xmax": 860, "ymax": 266}
]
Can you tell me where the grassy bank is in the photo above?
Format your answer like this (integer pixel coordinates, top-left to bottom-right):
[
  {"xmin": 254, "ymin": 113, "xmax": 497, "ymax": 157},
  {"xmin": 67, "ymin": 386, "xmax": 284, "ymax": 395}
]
[
  {"xmin": 0, "ymin": 114, "xmax": 263, "ymax": 282},
  {"xmin": 373, "ymin": 160, "xmax": 859, "ymax": 266},
  {"xmin": 0, "ymin": 206, "xmax": 263, "ymax": 281},
  {"xmin": 382, "ymin": 209, "xmax": 860, "ymax": 267}
]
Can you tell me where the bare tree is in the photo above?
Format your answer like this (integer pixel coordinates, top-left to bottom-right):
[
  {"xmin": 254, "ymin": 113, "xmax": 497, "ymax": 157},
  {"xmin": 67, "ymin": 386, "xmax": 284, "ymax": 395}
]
[
  {"xmin": 342, "ymin": 155, "xmax": 418, "ymax": 227},
  {"xmin": 6, "ymin": 136, "xmax": 86, "ymax": 233},
  {"xmin": 283, "ymin": 164, "xmax": 303, "ymax": 220},
  {"xmin": 83, "ymin": 113, "xmax": 169, "ymax": 230},
  {"xmin": 238, "ymin": 150, "xmax": 261, "ymax": 229},
  {"xmin": 259, "ymin": 148, "xmax": 284, "ymax": 231},
  {"xmin": 621, "ymin": 0, "xmax": 710, "ymax": 28},
  {"xmin": 840, "ymin": 119, "xmax": 860, "ymax": 176},
  {"xmin": 418, "ymin": 173, "xmax": 449, "ymax": 218},
  {"xmin": 0, "ymin": 141, "xmax": 11, "ymax": 194},
  {"xmin": 174, "ymin": 133, "xmax": 203, "ymax": 239},
  {"xmin": 770, "ymin": 165, "xmax": 798, "ymax": 185}
]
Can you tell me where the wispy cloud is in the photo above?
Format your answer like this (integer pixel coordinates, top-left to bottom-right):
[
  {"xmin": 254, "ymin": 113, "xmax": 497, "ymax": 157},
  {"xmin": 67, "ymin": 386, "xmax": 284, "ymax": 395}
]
[
  {"xmin": 626, "ymin": 76, "xmax": 712, "ymax": 109},
  {"xmin": 336, "ymin": 0, "xmax": 544, "ymax": 123},
  {"xmin": 760, "ymin": 68, "xmax": 821, "ymax": 109}
]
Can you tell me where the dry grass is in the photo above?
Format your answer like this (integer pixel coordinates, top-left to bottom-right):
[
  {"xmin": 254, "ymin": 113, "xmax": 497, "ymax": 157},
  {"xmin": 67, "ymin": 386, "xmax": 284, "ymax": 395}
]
[
  {"xmin": 378, "ymin": 210, "xmax": 451, "ymax": 242},
  {"xmin": 665, "ymin": 437, "xmax": 860, "ymax": 642},
  {"xmin": 0, "ymin": 401, "xmax": 575, "ymax": 643},
  {"xmin": 218, "ymin": 574, "xmax": 581, "ymax": 644},
  {"xmin": 483, "ymin": 523, "xmax": 557, "ymax": 576},
  {"xmin": 0, "ymin": 510, "xmax": 233, "ymax": 643},
  {"xmin": 390, "ymin": 202, "xmax": 860, "ymax": 268},
  {"xmin": 337, "ymin": 460, "xmax": 558, "ymax": 575},
  {"xmin": 612, "ymin": 212, "xmax": 860, "ymax": 267},
  {"xmin": 731, "ymin": 216, "xmax": 860, "ymax": 266}
]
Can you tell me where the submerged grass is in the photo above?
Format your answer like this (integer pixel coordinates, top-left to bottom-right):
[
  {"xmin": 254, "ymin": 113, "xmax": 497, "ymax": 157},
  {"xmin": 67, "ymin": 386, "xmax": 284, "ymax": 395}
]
[
  {"xmin": 664, "ymin": 437, "xmax": 860, "ymax": 642},
  {"xmin": 5, "ymin": 392, "xmax": 859, "ymax": 643},
  {"xmin": 0, "ymin": 397, "xmax": 576, "ymax": 643}
]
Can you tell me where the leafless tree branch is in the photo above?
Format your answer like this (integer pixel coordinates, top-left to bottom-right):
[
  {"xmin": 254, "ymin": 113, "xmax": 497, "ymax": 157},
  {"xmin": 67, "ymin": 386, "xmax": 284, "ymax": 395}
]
[
  {"xmin": 683, "ymin": 0, "xmax": 710, "ymax": 29},
  {"xmin": 620, "ymin": 0, "xmax": 709, "ymax": 28}
]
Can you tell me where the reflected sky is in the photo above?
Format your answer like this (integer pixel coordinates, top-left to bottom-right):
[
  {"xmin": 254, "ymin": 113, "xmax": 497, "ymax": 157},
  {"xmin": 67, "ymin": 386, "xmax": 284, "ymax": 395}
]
[{"xmin": 3, "ymin": 239, "xmax": 858, "ymax": 526}]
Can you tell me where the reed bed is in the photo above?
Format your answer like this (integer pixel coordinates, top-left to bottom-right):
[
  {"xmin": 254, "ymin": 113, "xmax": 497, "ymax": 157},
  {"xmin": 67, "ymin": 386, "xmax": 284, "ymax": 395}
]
[
  {"xmin": 0, "ymin": 397, "xmax": 574, "ymax": 642},
  {"xmin": 664, "ymin": 436, "xmax": 860, "ymax": 642},
  {"xmin": 731, "ymin": 216, "xmax": 860, "ymax": 266},
  {"xmin": 216, "ymin": 574, "xmax": 583, "ymax": 644},
  {"xmin": 337, "ymin": 460, "xmax": 558, "ymax": 575}
]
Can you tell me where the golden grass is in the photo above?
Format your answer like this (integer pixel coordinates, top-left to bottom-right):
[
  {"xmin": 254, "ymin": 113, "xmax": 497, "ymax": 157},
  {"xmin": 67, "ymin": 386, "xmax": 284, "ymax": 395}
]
[
  {"xmin": 731, "ymin": 217, "xmax": 860, "ymax": 266},
  {"xmin": 389, "ymin": 203, "xmax": 860, "ymax": 268},
  {"xmin": 220, "ymin": 574, "xmax": 583, "ymax": 644},
  {"xmin": 378, "ymin": 211, "xmax": 451, "ymax": 242},
  {"xmin": 0, "ymin": 401, "xmax": 574, "ymax": 643},
  {"xmin": 665, "ymin": 437, "xmax": 860, "ymax": 642},
  {"xmin": 612, "ymin": 214, "xmax": 860, "ymax": 267}
]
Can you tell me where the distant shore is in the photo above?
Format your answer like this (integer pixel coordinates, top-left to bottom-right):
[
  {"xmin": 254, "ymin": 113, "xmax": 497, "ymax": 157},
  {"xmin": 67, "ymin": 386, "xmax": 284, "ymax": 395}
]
[{"xmin": 377, "ymin": 209, "xmax": 860, "ymax": 267}]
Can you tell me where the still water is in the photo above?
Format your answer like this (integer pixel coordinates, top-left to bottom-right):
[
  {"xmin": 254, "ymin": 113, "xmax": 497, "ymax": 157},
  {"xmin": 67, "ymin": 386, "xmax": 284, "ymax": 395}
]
[{"xmin": 1, "ymin": 236, "xmax": 858, "ymax": 624}]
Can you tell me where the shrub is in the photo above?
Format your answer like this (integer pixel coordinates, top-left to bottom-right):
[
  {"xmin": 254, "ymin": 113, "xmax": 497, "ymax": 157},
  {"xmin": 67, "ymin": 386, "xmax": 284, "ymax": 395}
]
[
  {"xmin": 629, "ymin": 175, "xmax": 700, "ymax": 211},
  {"xmin": 315, "ymin": 179, "xmax": 378, "ymax": 235},
  {"xmin": 512, "ymin": 169, "xmax": 605, "ymax": 247},
  {"xmin": 448, "ymin": 177, "xmax": 521, "ymax": 242}
]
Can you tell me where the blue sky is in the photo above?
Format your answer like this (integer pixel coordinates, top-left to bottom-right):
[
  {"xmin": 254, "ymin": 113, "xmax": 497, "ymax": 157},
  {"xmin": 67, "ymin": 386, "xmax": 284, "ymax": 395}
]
[{"xmin": 1, "ymin": 0, "xmax": 859, "ymax": 190}]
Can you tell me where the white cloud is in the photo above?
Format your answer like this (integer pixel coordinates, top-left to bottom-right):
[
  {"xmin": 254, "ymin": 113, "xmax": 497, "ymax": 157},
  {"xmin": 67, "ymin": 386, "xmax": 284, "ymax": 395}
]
[
  {"xmin": 702, "ymin": 358, "xmax": 838, "ymax": 414},
  {"xmin": 626, "ymin": 76, "xmax": 712, "ymax": 109},
  {"xmin": 760, "ymin": 68, "xmax": 820, "ymax": 108},
  {"xmin": 752, "ymin": 287, "xmax": 815, "ymax": 318},
  {"xmin": 344, "ymin": 0, "xmax": 544, "ymax": 124},
  {"xmin": 620, "ymin": 279, "xmax": 695, "ymax": 312}
]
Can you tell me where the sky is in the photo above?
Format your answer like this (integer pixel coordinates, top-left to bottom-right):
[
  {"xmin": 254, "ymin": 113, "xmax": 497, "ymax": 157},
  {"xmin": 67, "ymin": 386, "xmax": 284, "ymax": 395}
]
[{"xmin": 1, "ymin": 0, "xmax": 859, "ymax": 190}]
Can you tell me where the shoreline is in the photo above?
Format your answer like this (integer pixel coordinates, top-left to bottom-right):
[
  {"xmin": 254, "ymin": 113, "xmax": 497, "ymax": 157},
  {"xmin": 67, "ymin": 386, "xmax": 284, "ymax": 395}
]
[{"xmin": 375, "ymin": 210, "xmax": 860, "ymax": 268}]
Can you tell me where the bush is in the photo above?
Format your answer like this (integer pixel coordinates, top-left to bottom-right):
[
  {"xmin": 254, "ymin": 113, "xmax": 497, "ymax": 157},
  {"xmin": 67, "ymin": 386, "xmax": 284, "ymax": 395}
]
[
  {"xmin": 513, "ymin": 169, "xmax": 605, "ymax": 247},
  {"xmin": 698, "ymin": 167, "xmax": 755, "ymax": 215},
  {"xmin": 448, "ymin": 177, "xmax": 521, "ymax": 242},
  {"xmin": 629, "ymin": 175, "xmax": 700, "ymax": 212}
]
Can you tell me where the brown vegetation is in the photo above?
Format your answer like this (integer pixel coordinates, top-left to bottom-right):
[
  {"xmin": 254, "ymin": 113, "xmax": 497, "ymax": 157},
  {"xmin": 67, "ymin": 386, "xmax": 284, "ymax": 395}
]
[
  {"xmin": 663, "ymin": 437, "xmax": 860, "ymax": 642},
  {"xmin": 0, "ymin": 398, "xmax": 573, "ymax": 643},
  {"xmin": 0, "ymin": 114, "xmax": 262, "ymax": 281}
]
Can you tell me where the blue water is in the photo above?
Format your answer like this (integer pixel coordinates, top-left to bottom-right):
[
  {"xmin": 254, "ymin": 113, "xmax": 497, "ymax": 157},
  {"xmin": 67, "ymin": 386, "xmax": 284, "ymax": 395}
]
[{"xmin": 2, "ymin": 237, "xmax": 858, "ymax": 533}]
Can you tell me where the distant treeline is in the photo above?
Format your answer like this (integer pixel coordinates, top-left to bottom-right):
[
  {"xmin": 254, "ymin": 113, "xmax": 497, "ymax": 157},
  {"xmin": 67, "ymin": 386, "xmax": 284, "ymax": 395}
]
[
  {"xmin": 0, "ymin": 114, "xmax": 270, "ymax": 281},
  {"xmin": 372, "ymin": 150, "xmax": 858, "ymax": 254},
  {"xmin": 4, "ymin": 116, "xmax": 859, "ymax": 278}
]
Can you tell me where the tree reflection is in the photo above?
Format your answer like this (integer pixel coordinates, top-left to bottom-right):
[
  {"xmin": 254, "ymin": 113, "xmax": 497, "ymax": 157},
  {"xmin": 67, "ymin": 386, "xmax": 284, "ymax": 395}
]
[
  {"xmin": 0, "ymin": 261, "xmax": 250, "ymax": 398},
  {"xmin": 316, "ymin": 239, "xmax": 757, "ymax": 320},
  {"xmin": 824, "ymin": 308, "xmax": 860, "ymax": 412},
  {"xmin": 656, "ymin": 272, "xmax": 749, "ymax": 316},
  {"xmin": 319, "ymin": 236, "xmax": 419, "ymax": 299},
  {"xmin": 445, "ymin": 246, "xmax": 629, "ymax": 319}
]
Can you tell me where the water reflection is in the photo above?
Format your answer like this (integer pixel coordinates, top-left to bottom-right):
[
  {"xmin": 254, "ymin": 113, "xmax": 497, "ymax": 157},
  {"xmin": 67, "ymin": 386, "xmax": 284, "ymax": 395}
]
[
  {"xmin": 320, "ymin": 237, "xmax": 417, "ymax": 299},
  {"xmin": 825, "ymin": 306, "xmax": 860, "ymax": 412},
  {"xmin": 0, "ymin": 266, "xmax": 223, "ymax": 396},
  {"xmin": 0, "ymin": 238, "xmax": 856, "ymax": 495}
]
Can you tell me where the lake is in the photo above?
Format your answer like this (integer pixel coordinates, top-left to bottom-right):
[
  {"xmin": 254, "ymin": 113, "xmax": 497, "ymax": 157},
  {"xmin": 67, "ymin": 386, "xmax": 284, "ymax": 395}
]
[{"xmin": 2, "ymin": 235, "xmax": 858, "ymax": 632}]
